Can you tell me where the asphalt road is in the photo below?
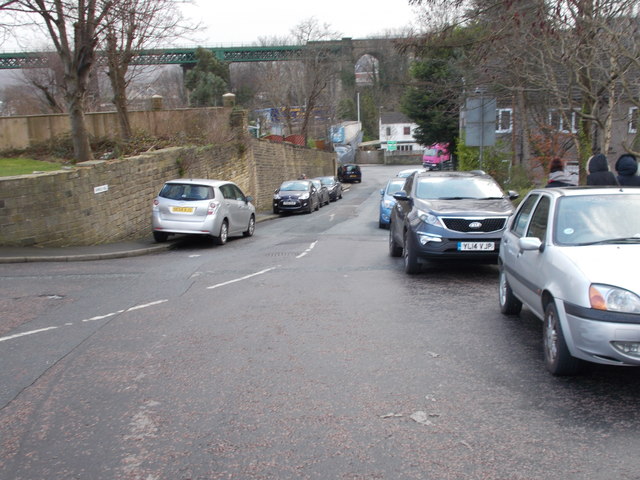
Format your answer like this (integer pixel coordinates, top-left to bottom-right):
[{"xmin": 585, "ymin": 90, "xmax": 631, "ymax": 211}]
[{"xmin": 2, "ymin": 165, "xmax": 640, "ymax": 480}]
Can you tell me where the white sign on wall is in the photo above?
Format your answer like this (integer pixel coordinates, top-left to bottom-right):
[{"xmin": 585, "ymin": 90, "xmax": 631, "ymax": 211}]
[{"xmin": 94, "ymin": 185, "xmax": 109, "ymax": 194}]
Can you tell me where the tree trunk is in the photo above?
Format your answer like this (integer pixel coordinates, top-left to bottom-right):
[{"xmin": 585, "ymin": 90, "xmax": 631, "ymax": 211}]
[
  {"xmin": 65, "ymin": 75, "xmax": 93, "ymax": 163},
  {"xmin": 110, "ymin": 67, "xmax": 132, "ymax": 141}
]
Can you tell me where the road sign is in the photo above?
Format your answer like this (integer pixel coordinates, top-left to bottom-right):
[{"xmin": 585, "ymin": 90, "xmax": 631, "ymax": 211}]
[{"xmin": 387, "ymin": 141, "xmax": 397, "ymax": 151}]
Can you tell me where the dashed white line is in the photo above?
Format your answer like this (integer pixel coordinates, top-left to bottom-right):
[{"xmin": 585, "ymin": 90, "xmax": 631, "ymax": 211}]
[
  {"xmin": 0, "ymin": 326, "xmax": 59, "ymax": 343},
  {"xmin": 127, "ymin": 300, "xmax": 168, "ymax": 311},
  {"xmin": 296, "ymin": 241, "xmax": 318, "ymax": 259},
  {"xmin": 0, "ymin": 300, "xmax": 168, "ymax": 344},
  {"xmin": 207, "ymin": 267, "xmax": 277, "ymax": 290}
]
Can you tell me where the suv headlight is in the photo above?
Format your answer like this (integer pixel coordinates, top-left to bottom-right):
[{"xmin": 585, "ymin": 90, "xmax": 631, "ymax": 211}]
[
  {"xmin": 589, "ymin": 284, "xmax": 640, "ymax": 313},
  {"xmin": 417, "ymin": 209, "xmax": 443, "ymax": 227},
  {"xmin": 299, "ymin": 193, "xmax": 310, "ymax": 200}
]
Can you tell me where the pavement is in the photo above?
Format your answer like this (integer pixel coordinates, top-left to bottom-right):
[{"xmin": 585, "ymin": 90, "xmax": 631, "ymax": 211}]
[{"xmin": 0, "ymin": 213, "xmax": 279, "ymax": 264}]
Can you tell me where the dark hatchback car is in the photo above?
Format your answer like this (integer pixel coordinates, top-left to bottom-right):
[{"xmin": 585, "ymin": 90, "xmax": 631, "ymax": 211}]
[
  {"xmin": 314, "ymin": 176, "xmax": 343, "ymax": 201},
  {"xmin": 338, "ymin": 164, "xmax": 362, "ymax": 183},
  {"xmin": 389, "ymin": 170, "xmax": 518, "ymax": 274},
  {"xmin": 273, "ymin": 180, "xmax": 320, "ymax": 214}
]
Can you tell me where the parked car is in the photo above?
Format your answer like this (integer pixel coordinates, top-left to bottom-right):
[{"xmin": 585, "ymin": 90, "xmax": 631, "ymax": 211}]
[
  {"xmin": 310, "ymin": 179, "xmax": 331, "ymax": 207},
  {"xmin": 273, "ymin": 180, "xmax": 320, "ymax": 214},
  {"xmin": 315, "ymin": 176, "xmax": 343, "ymax": 201},
  {"xmin": 389, "ymin": 170, "xmax": 518, "ymax": 274},
  {"xmin": 152, "ymin": 179, "xmax": 255, "ymax": 245},
  {"xmin": 338, "ymin": 164, "xmax": 362, "ymax": 183},
  {"xmin": 396, "ymin": 167, "xmax": 425, "ymax": 178},
  {"xmin": 379, "ymin": 178, "xmax": 406, "ymax": 229},
  {"xmin": 499, "ymin": 187, "xmax": 640, "ymax": 375}
]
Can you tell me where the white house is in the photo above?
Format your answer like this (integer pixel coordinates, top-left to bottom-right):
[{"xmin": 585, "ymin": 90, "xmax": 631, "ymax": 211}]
[{"xmin": 379, "ymin": 112, "xmax": 422, "ymax": 152}]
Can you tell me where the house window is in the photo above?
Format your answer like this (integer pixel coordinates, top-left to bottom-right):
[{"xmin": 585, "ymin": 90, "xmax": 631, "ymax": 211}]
[
  {"xmin": 397, "ymin": 145, "xmax": 413, "ymax": 152},
  {"xmin": 386, "ymin": 127, "xmax": 391, "ymax": 136},
  {"xmin": 496, "ymin": 108, "xmax": 512, "ymax": 133},
  {"xmin": 403, "ymin": 126, "xmax": 411, "ymax": 135},
  {"xmin": 629, "ymin": 107, "xmax": 638, "ymax": 134},
  {"xmin": 548, "ymin": 109, "xmax": 578, "ymax": 133}
]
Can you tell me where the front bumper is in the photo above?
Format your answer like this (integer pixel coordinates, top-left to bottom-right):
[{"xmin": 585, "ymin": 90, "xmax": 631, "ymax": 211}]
[
  {"xmin": 561, "ymin": 301, "xmax": 640, "ymax": 366},
  {"xmin": 409, "ymin": 229, "xmax": 501, "ymax": 261}
]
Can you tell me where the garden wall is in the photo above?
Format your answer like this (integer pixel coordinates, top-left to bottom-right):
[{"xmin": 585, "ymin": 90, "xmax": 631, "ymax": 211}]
[{"xmin": 0, "ymin": 138, "xmax": 335, "ymax": 247}]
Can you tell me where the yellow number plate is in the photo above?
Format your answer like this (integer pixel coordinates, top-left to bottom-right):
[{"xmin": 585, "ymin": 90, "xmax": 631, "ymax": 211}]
[{"xmin": 171, "ymin": 206, "xmax": 195, "ymax": 213}]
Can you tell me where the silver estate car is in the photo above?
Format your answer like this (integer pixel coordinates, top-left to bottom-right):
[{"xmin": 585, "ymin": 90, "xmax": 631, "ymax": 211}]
[
  {"xmin": 152, "ymin": 179, "xmax": 255, "ymax": 244},
  {"xmin": 499, "ymin": 187, "xmax": 640, "ymax": 375}
]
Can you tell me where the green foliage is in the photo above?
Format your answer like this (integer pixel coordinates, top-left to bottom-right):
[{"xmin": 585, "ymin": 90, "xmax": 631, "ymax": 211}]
[
  {"xmin": 340, "ymin": 68, "xmax": 356, "ymax": 88},
  {"xmin": 358, "ymin": 89, "xmax": 379, "ymax": 142},
  {"xmin": 337, "ymin": 98, "xmax": 356, "ymax": 121},
  {"xmin": 185, "ymin": 48, "xmax": 229, "ymax": 107},
  {"xmin": 456, "ymin": 137, "xmax": 517, "ymax": 187}
]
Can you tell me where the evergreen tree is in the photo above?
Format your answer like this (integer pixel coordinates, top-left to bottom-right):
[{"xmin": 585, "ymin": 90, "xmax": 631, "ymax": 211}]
[{"xmin": 185, "ymin": 48, "xmax": 229, "ymax": 107}]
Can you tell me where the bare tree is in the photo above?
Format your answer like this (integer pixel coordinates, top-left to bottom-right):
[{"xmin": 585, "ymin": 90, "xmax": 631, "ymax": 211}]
[
  {"xmin": 291, "ymin": 18, "xmax": 342, "ymax": 143},
  {"xmin": 20, "ymin": 52, "xmax": 65, "ymax": 113},
  {"xmin": 102, "ymin": 0, "xmax": 193, "ymax": 140},
  {"xmin": 2, "ymin": 0, "xmax": 114, "ymax": 162},
  {"xmin": 409, "ymin": 0, "xmax": 640, "ymax": 173}
]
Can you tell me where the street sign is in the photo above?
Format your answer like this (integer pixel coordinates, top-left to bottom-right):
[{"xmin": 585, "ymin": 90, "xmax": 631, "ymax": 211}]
[{"xmin": 387, "ymin": 141, "xmax": 397, "ymax": 151}]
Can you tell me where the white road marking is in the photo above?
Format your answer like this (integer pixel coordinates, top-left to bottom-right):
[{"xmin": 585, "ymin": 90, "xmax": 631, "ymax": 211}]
[
  {"xmin": 0, "ymin": 300, "xmax": 168, "ymax": 344},
  {"xmin": 2, "ymin": 239, "xmax": 315, "ymax": 344},
  {"xmin": 83, "ymin": 310, "xmax": 125, "ymax": 322},
  {"xmin": 127, "ymin": 300, "xmax": 168, "ymax": 311},
  {"xmin": 0, "ymin": 326, "xmax": 59, "ymax": 343},
  {"xmin": 207, "ymin": 267, "xmax": 278, "ymax": 290},
  {"xmin": 296, "ymin": 241, "xmax": 318, "ymax": 259}
]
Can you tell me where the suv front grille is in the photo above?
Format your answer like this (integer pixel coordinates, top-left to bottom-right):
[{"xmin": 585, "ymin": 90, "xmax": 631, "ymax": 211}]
[{"xmin": 441, "ymin": 217, "xmax": 507, "ymax": 233}]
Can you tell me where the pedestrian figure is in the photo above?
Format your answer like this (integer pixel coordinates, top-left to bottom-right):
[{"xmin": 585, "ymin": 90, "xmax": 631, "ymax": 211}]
[
  {"xmin": 586, "ymin": 153, "xmax": 617, "ymax": 186},
  {"xmin": 615, "ymin": 153, "xmax": 640, "ymax": 186},
  {"xmin": 546, "ymin": 158, "xmax": 574, "ymax": 188}
]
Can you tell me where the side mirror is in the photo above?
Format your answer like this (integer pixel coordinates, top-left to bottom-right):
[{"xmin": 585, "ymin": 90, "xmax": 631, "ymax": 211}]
[
  {"xmin": 518, "ymin": 237, "xmax": 543, "ymax": 252},
  {"xmin": 393, "ymin": 190, "xmax": 410, "ymax": 201},
  {"xmin": 246, "ymin": 195, "xmax": 254, "ymax": 204},
  {"xmin": 508, "ymin": 190, "xmax": 519, "ymax": 200},
  {"xmin": 380, "ymin": 189, "xmax": 384, "ymax": 195},
  {"xmin": 274, "ymin": 189, "xmax": 280, "ymax": 194}
]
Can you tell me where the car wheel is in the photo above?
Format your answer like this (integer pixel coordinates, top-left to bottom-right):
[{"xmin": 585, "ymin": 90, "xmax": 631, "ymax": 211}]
[
  {"xmin": 243, "ymin": 215, "xmax": 255, "ymax": 237},
  {"xmin": 389, "ymin": 227, "xmax": 403, "ymax": 257},
  {"xmin": 379, "ymin": 220, "xmax": 385, "ymax": 229},
  {"xmin": 214, "ymin": 220, "xmax": 228, "ymax": 245},
  {"xmin": 273, "ymin": 207, "xmax": 279, "ymax": 214},
  {"xmin": 339, "ymin": 190, "xmax": 343, "ymax": 199},
  {"xmin": 403, "ymin": 231, "xmax": 421, "ymax": 274},
  {"xmin": 543, "ymin": 301, "xmax": 585, "ymax": 376},
  {"xmin": 153, "ymin": 231, "xmax": 168, "ymax": 243},
  {"xmin": 499, "ymin": 268, "xmax": 522, "ymax": 315},
  {"xmin": 315, "ymin": 199, "xmax": 320, "ymax": 211}
]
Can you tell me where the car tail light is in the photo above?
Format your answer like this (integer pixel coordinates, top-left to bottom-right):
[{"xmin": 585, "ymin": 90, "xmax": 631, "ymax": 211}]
[{"xmin": 207, "ymin": 201, "xmax": 218, "ymax": 215}]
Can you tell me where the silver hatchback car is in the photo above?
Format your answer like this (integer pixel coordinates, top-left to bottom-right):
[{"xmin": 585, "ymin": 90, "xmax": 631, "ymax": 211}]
[
  {"xmin": 499, "ymin": 187, "xmax": 640, "ymax": 375},
  {"xmin": 152, "ymin": 179, "xmax": 255, "ymax": 244}
]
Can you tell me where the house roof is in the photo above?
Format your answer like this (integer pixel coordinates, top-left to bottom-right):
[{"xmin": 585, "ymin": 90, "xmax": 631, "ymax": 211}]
[{"xmin": 380, "ymin": 112, "xmax": 412, "ymax": 124}]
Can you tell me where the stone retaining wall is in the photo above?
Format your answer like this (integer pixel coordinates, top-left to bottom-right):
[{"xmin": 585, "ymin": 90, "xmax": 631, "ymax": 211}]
[{"xmin": 0, "ymin": 138, "xmax": 335, "ymax": 247}]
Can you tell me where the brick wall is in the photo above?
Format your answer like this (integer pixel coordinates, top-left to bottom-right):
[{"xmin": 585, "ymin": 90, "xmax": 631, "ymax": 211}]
[{"xmin": 0, "ymin": 139, "xmax": 335, "ymax": 247}]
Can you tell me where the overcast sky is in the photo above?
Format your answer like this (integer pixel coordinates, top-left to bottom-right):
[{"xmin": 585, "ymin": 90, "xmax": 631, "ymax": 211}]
[
  {"xmin": 181, "ymin": 0, "xmax": 421, "ymax": 45},
  {"xmin": 0, "ymin": 0, "xmax": 421, "ymax": 52}
]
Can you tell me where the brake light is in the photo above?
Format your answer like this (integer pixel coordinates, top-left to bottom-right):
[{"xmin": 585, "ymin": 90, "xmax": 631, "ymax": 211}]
[{"xmin": 207, "ymin": 202, "xmax": 218, "ymax": 215}]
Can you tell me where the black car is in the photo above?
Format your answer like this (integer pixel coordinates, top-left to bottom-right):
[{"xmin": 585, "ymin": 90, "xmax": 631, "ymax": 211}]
[
  {"xmin": 273, "ymin": 180, "xmax": 320, "ymax": 214},
  {"xmin": 314, "ymin": 176, "xmax": 343, "ymax": 201},
  {"xmin": 338, "ymin": 164, "xmax": 361, "ymax": 183},
  {"xmin": 389, "ymin": 170, "xmax": 518, "ymax": 274}
]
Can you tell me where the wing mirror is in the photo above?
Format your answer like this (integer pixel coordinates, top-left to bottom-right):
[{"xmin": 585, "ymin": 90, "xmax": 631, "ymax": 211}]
[{"xmin": 518, "ymin": 237, "xmax": 543, "ymax": 253}]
